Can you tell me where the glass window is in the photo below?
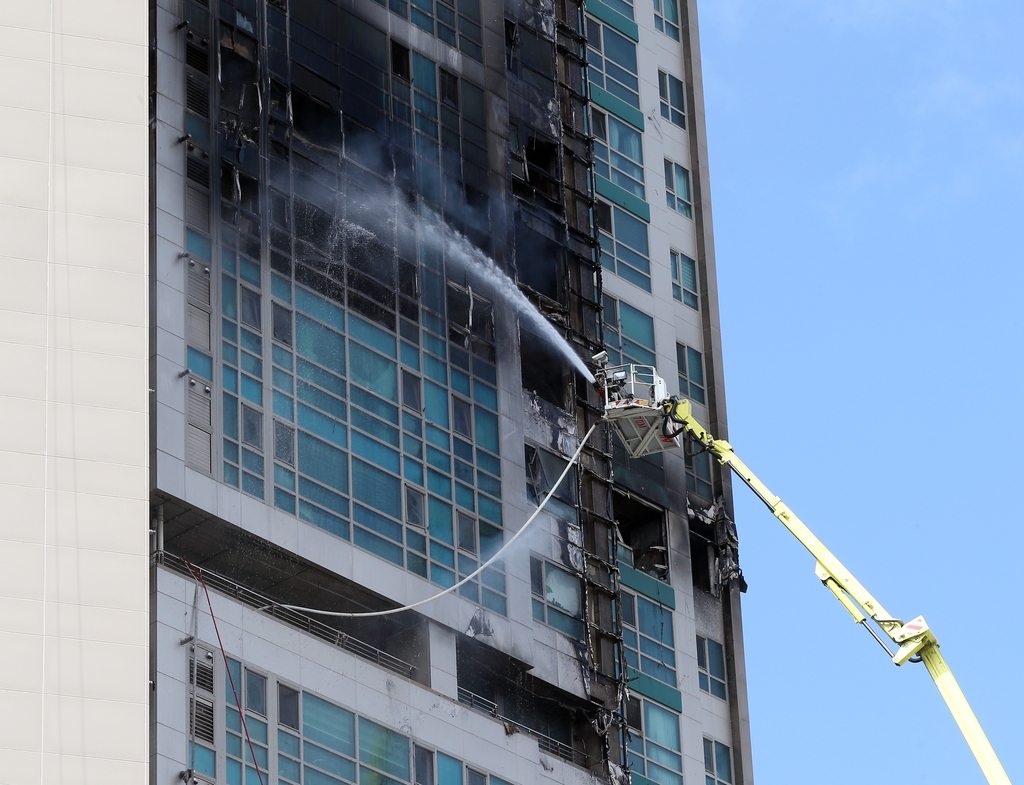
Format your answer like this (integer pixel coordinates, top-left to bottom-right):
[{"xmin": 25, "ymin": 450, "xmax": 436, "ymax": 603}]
[
  {"xmin": 240, "ymin": 287, "xmax": 262, "ymax": 330},
  {"xmin": 664, "ymin": 160, "xmax": 692, "ymax": 219},
  {"xmin": 653, "ymin": 0, "xmax": 680, "ymax": 40},
  {"xmin": 246, "ymin": 670, "xmax": 267, "ymax": 715},
  {"xmin": 621, "ymin": 592, "xmax": 677, "ymax": 685},
  {"xmin": 704, "ymin": 738, "xmax": 733, "ymax": 785},
  {"xmin": 603, "ymin": 295, "xmax": 656, "ymax": 367},
  {"xmin": 658, "ymin": 71, "xmax": 685, "ymax": 128},
  {"xmin": 626, "ymin": 696, "xmax": 683, "ymax": 785},
  {"xmin": 697, "ymin": 635, "xmax": 727, "ymax": 700},
  {"xmin": 242, "ymin": 405, "xmax": 263, "ymax": 448},
  {"xmin": 586, "ymin": 19, "xmax": 640, "ymax": 109},
  {"xmin": 596, "ymin": 200, "xmax": 651, "ymax": 291},
  {"xmin": 593, "ymin": 109, "xmax": 645, "ymax": 199},
  {"xmin": 274, "ymin": 421, "xmax": 295, "ymax": 465},
  {"xmin": 278, "ymin": 684, "xmax": 299, "ymax": 729},
  {"xmin": 670, "ymin": 250, "xmax": 698, "ymax": 309},
  {"xmin": 530, "ymin": 556, "xmax": 585, "ymax": 638},
  {"xmin": 676, "ymin": 342, "xmax": 705, "ymax": 404}
]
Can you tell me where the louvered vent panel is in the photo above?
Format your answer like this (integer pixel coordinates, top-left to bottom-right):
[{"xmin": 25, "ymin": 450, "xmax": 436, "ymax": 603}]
[
  {"xmin": 188, "ymin": 385, "xmax": 212, "ymax": 427},
  {"xmin": 186, "ymin": 41, "xmax": 208, "ymax": 72},
  {"xmin": 186, "ymin": 155, "xmax": 210, "ymax": 187},
  {"xmin": 186, "ymin": 186, "xmax": 211, "ymax": 232},
  {"xmin": 188, "ymin": 266, "xmax": 210, "ymax": 305},
  {"xmin": 190, "ymin": 696, "xmax": 215, "ymax": 743},
  {"xmin": 187, "ymin": 424, "xmax": 212, "ymax": 473},
  {"xmin": 185, "ymin": 73, "xmax": 210, "ymax": 117},
  {"xmin": 187, "ymin": 304, "xmax": 211, "ymax": 351},
  {"xmin": 190, "ymin": 655, "xmax": 215, "ymax": 693}
]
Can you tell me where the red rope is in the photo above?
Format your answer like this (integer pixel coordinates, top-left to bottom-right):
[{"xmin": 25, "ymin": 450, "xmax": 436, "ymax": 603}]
[{"xmin": 185, "ymin": 559, "xmax": 266, "ymax": 785}]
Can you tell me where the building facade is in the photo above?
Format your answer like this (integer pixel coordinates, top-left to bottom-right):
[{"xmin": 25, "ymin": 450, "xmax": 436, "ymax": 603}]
[{"xmin": 0, "ymin": 0, "xmax": 750, "ymax": 782}]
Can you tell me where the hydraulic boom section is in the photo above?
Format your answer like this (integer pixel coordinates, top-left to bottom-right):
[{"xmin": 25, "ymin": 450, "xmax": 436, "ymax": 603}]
[{"xmin": 594, "ymin": 360, "xmax": 1011, "ymax": 785}]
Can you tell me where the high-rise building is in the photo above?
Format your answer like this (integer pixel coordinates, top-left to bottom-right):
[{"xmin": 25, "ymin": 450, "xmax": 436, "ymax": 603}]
[{"xmin": 0, "ymin": 0, "xmax": 751, "ymax": 783}]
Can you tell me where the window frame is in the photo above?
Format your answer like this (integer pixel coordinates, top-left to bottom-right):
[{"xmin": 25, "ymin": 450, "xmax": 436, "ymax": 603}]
[
  {"xmin": 658, "ymin": 70, "xmax": 686, "ymax": 128},
  {"xmin": 696, "ymin": 635, "xmax": 728, "ymax": 700},
  {"xmin": 670, "ymin": 250, "xmax": 698, "ymax": 309},
  {"xmin": 675, "ymin": 341, "xmax": 705, "ymax": 404},
  {"xmin": 530, "ymin": 555, "xmax": 586, "ymax": 638},
  {"xmin": 664, "ymin": 159, "xmax": 693, "ymax": 219}
]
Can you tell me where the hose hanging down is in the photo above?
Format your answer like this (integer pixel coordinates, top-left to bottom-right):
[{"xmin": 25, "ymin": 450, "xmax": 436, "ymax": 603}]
[{"xmin": 279, "ymin": 423, "xmax": 598, "ymax": 618}]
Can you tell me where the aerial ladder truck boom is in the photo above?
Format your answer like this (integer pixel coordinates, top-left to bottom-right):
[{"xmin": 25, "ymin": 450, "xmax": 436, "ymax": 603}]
[{"xmin": 593, "ymin": 358, "xmax": 1011, "ymax": 785}]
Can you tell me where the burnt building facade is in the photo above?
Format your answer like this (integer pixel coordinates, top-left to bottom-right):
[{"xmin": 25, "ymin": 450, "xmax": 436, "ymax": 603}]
[{"xmin": 146, "ymin": 0, "xmax": 752, "ymax": 783}]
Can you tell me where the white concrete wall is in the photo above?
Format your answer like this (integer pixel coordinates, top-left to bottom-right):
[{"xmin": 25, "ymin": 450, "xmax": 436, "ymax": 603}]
[{"xmin": 0, "ymin": 0, "xmax": 150, "ymax": 782}]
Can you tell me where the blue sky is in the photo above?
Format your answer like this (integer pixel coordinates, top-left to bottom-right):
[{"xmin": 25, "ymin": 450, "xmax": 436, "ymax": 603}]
[{"xmin": 698, "ymin": 2, "xmax": 1024, "ymax": 782}]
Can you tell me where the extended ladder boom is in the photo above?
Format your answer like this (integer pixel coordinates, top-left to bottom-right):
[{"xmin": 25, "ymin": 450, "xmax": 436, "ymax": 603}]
[{"xmin": 661, "ymin": 396, "xmax": 1011, "ymax": 785}]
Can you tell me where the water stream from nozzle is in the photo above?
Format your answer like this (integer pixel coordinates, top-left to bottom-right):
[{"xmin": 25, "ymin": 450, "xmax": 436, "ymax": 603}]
[
  {"xmin": 415, "ymin": 213, "xmax": 595, "ymax": 383},
  {"xmin": 343, "ymin": 197, "xmax": 595, "ymax": 383}
]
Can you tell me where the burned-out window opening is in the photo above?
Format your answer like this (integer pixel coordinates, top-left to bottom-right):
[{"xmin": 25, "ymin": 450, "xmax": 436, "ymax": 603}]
[
  {"xmin": 391, "ymin": 41, "xmax": 411, "ymax": 81},
  {"xmin": 520, "ymin": 324, "xmax": 570, "ymax": 408},
  {"xmin": 613, "ymin": 490, "xmax": 668, "ymax": 581},
  {"xmin": 457, "ymin": 636, "xmax": 595, "ymax": 765},
  {"xmin": 439, "ymin": 69, "xmax": 459, "ymax": 108},
  {"xmin": 689, "ymin": 529, "xmax": 712, "ymax": 593}
]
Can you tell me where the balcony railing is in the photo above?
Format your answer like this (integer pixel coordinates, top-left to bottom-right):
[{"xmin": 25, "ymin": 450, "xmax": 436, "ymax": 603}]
[
  {"xmin": 156, "ymin": 551, "xmax": 415, "ymax": 680},
  {"xmin": 457, "ymin": 687, "xmax": 590, "ymax": 768}
]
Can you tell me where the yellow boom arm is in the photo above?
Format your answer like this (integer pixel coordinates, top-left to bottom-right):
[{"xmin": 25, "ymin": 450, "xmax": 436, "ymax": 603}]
[{"xmin": 664, "ymin": 398, "xmax": 1011, "ymax": 785}]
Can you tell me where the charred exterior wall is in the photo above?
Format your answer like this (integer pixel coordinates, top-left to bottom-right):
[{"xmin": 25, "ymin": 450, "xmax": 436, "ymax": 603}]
[{"xmin": 150, "ymin": 0, "xmax": 749, "ymax": 781}]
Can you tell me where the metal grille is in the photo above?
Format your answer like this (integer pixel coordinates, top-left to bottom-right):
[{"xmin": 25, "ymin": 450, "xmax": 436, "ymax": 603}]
[
  {"xmin": 190, "ymin": 696, "xmax": 215, "ymax": 743},
  {"xmin": 185, "ymin": 73, "xmax": 209, "ymax": 116},
  {"xmin": 188, "ymin": 265, "xmax": 210, "ymax": 305},
  {"xmin": 186, "ymin": 424, "xmax": 212, "ymax": 472},
  {"xmin": 186, "ymin": 185, "xmax": 211, "ymax": 232},
  {"xmin": 186, "ymin": 153, "xmax": 210, "ymax": 186},
  {"xmin": 191, "ymin": 656, "xmax": 215, "ymax": 693},
  {"xmin": 188, "ymin": 385, "xmax": 212, "ymax": 426},
  {"xmin": 187, "ymin": 304, "xmax": 211, "ymax": 351},
  {"xmin": 186, "ymin": 41, "xmax": 208, "ymax": 72},
  {"xmin": 156, "ymin": 552, "xmax": 416, "ymax": 680}
]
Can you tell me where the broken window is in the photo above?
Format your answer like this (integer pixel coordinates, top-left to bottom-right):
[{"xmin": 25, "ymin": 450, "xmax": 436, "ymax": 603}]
[
  {"xmin": 525, "ymin": 445, "xmax": 578, "ymax": 521},
  {"xmin": 613, "ymin": 489, "xmax": 667, "ymax": 580},
  {"xmin": 531, "ymin": 556, "xmax": 584, "ymax": 638}
]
